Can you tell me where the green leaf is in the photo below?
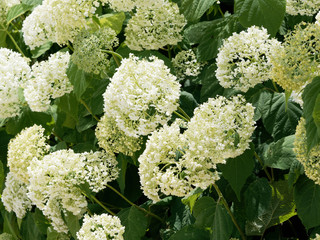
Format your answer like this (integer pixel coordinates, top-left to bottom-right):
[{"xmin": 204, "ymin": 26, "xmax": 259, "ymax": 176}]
[
  {"xmin": 261, "ymin": 92, "xmax": 302, "ymax": 141},
  {"xmin": 193, "ymin": 197, "xmax": 216, "ymax": 229},
  {"xmin": 245, "ymin": 180, "xmax": 296, "ymax": 236},
  {"xmin": 211, "ymin": 203, "xmax": 233, "ymax": 240},
  {"xmin": 251, "ymin": 90, "xmax": 273, "ymax": 121},
  {"xmin": 244, "ymin": 178, "xmax": 272, "ymax": 221},
  {"xmin": 33, "ymin": 208, "xmax": 50, "ymax": 235},
  {"xmin": 219, "ymin": 147, "xmax": 254, "ymax": 200},
  {"xmin": 313, "ymin": 94, "xmax": 320, "ymax": 133},
  {"xmin": 294, "ymin": 175, "xmax": 320, "ymax": 229},
  {"xmin": 234, "ymin": 0, "xmax": 286, "ymax": 36},
  {"xmin": 62, "ymin": 211, "xmax": 80, "ymax": 240},
  {"xmin": 118, "ymin": 206, "xmax": 148, "ymax": 240},
  {"xmin": 263, "ymin": 135, "xmax": 297, "ymax": 170},
  {"xmin": 180, "ymin": 0, "xmax": 218, "ymax": 22},
  {"xmin": 56, "ymin": 92, "xmax": 79, "ymax": 124},
  {"xmin": 303, "ymin": 77, "xmax": 320, "ymax": 151},
  {"xmin": 116, "ymin": 154, "xmax": 128, "ymax": 194},
  {"xmin": 22, "ymin": 0, "xmax": 43, "ymax": 7},
  {"xmin": 0, "ymin": 26, "xmax": 7, "ymax": 48},
  {"xmin": 2, "ymin": 211, "xmax": 20, "ymax": 240},
  {"xmin": 5, "ymin": 107, "xmax": 52, "ymax": 135},
  {"xmin": 7, "ymin": 4, "xmax": 33, "ymax": 24},
  {"xmin": 31, "ymin": 42, "xmax": 52, "ymax": 58},
  {"xmin": 46, "ymin": 227, "xmax": 66, "ymax": 240},
  {"xmin": 0, "ymin": 160, "xmax": 4, "ymax": 193},
  {"xmin": 181, "ymin": 188, "xmax": 203, "ymax": 213},
  {"xmin": 168, "ymin": 225, "xmax": 210, "ymax": 240},
  {"xmin": 184, "ymin": 15, "xmax": 239, "ymax": 61},
  {"xmin": 98, "ymin": 12, "xmax": 126, "ymax": 34},
  {"xmin": 179, "ymin": 91, "xmax": 198, "ymax": 118},
  {"xmin": 20, "ymin": 212, "xmax": 45, "ymax": 240}
]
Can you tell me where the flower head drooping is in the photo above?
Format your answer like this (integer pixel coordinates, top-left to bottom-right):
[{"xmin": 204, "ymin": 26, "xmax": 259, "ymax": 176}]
[
  {"xmin": 125, "ymin": 0, "xmax": 186, "ymax": 51},
  {"xmin": 286, "ymin": 0, "xmax": 320, "ymax": 16},
  {"xmin": 103, "ymin": 54, "xmax": 181, "ymax": 138},
  {"xmin": 172, "ymin": 49, "xmax": 203, "ymax": 80},
  {"xmin": 24, "ymin": 51, "xmax": 72, "ymax": 112},
  {"xmin": 184, "ymin": 95, "xmax": 255, "ymax": 165},
  {"xmin": 216, "ymin": 26, "xmax": 281, "ymax": 92},
  {"xmin": 0, "ymin": 48, "xmax": 30, "ymax": 119},
  {"xmin": 22, "ymin": 0, "xmax": 102, "ymax": 49},
  {"xmin": 138, "ymin": 121, "xmax": 219, "ymax": 202},
  {"xmin": 270, "ymin": 22, "xmax": 320, "ymax": 92},
  {"xmin": 95, "ymin": 115, "xmax": 142, "ymax": 156},
  {"xmin": 72, "ymin": 27, "xmax": 119, "ymax": 75},
  {"xmin": 7, "ymin": 125, "xmax": 50, "ymax": 183},
  {"xmin": 294, "ymin": 118, "xmax": 320, "ymax": 185},
  {"xmin": 2, "ymin": 172, "xmax": 32, "ymax": 219},
  {"xmin": 77, "ymin": 214, "xmax": 125, "ymax": 240}
]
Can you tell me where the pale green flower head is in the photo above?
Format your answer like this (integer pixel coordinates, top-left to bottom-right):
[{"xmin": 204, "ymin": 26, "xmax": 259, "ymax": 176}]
[
  {"xmin": 286, "ymin": 0, "xmax": 320, "ymax": 16},
  {"xmin": 72, "ymin": 27, "xmax": 119, "ymax": 75},
  {"xmin": 77, "ymin": 214, "xmax": 125, "ymax": 240},
  {"xmin": 0, "ymin": 233, "xmax": 15, "ymax": 240}
]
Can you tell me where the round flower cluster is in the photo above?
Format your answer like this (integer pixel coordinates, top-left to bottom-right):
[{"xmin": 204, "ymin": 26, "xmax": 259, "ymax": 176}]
[
  {"xmin": 138, "ymin": 121, "xmax": 218, "ymax": 202},
  {"xmin": 103, "ymin": 54, "xmax": 181, "ymax": 138},
  {"xmin": 7, "ymin": 125, "xmax": 50, "ymax": 183},
  {"xmin": 2, "ymin": 172, "xmax": 32, "ymax": 219},
  {"xmin": 0, "ymin": 0, "xmax": 20, "ymax": 23},
  {"xmin": 294, "ymin": 118, "xmax": 320, "ymax": 185},
  {"xmin": 125, "ymin": 0, "xmax": 186, "ymax": 51},
  {"xmin": 216, "ymin": 26, "xmax": 281, "ymax": 92},
  {"xmin": 184, "ymin": 95, "xmax": 255, "ymax": 165},
  {"xmin": 172, "ymin": 49, "xmax": 203, "ymax": 80},
  {"xmin": 270, "ymin": 22, "xmax": 320, "ymax": 92},
  {"xmin": 95, "ymin": 115, "xmax": 142, "ymax": 156},
  {"xmin": 72, "ymin": 27, "xmax": 119, "ymax": 75},
  {"xmin": 104, "ymin": 0, "xmax": 159, "ymax": 12},
  {"xmin": 286, "ymin": 0, "xmax": 320, "ymax": 16},
  {"xmin": 77, "ymin": 214, "xmax": 125, "ymax": 240},
  {"xmin": 0, "ymin": 48, "xmax": 30, "ymax": 119},
  {"xmin": 22, "ymin": 0, "xmax": 102, "ymax": 49},
  {"xmin": 24, "ymin": 51, "xmax": 72, "ymax": 112}
]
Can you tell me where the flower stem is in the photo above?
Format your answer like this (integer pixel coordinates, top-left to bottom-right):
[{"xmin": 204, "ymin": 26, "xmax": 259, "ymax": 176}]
[
  {"xmin": 90, "ymin": 194, "xmax": 116, "ymax": 216},
  {"xmin": 254, "ymin": 151, "xmax": 273, "ymax": 182},
  {"xmin": 173, "ymin": 111, "xmax": 189, "ymax": 122},
  {"xmin": 80, "ymin": 99, "xmax": 100, "ymax": 122},
  {"xmin": 177, "ymin": 106, "xmax": 191, "ymax": 121},
  {"xmin": 272, "ymin": 80, "xmax": 279, "ymax": 93},
  {"xmin": 0, "ymin": 23, "xmax": 25, "ymax": 57},
  {"xmin": 106, "ymin": 184, "xmax": 164, "ymax": 222},
  {"xmin": 101, "ymin": 50, "xmax": 123, "ymax": 67},
  {"xmin": 213, "ymin": 184, "xmax": 246, "ymax": 240}
]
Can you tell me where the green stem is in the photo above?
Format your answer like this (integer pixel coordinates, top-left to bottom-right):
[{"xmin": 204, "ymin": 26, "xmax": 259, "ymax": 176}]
[
  {"xmin": 80, "ymin": 99, "xmax": 100, "ymax": 122},
  {"xmin": 218, "ymin": 6, "xmax": 224, "ymax": 17},
  {"xmin": 173, "ymin": 111, "xmax": 190, "ymax": 122},
  {"xmin": 90, "ymin": 194, "xmax": 116, "ymax": 216},
  {"xmin": 272, "ymin": 80, "xmax": 279, "ymax": 93},
  {"xmin": 213, "ymin": 184, "xmax": 246, "ymax": 240},
  {"xmin": 106, "ymin": 184, "xmax": 164, "ymax": 222},
  {"xmin": 67, "ymin": 42, "xmax": 74, "ymax": 52},
  {"xmin": 0, "ymin": 23, "xmax": 25, "ymax": 57},
  {"xmin": 177, "ymin": 106, "xmax": 191, "ymax": 121},
  {"xmin": 167, "ymin": 45, "xmax": 172, "ymax": 60},
  {"xmin": 101, "ymin": 50, "xmax": 123, "ymax": 67},
  {"xmin": 254, "ymin": 152, "xmax": 273, "ymax": 182}
]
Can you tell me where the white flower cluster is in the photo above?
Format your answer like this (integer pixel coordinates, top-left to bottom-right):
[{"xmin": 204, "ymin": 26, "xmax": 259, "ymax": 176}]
[
  {"xmin": 2, "ymin": 172, "xmax": 32, "ymax": 219},
  {"xmin": 316, "ymin": 11, "xmax": 320, "ymax": 26},
  {"xmin": 95, "ymin": 115, "xmax": 143, "ymax": 156},
  {"xmin": 0, "ymin": 0, "xmax": 20, "ymax": 23},
  {"xmin": 270, "ymin": 22, "xmax": 320, "ymax": 92},
  {"xmin": 22, "ymin": 0, "xmax": 101, "ymax": 49},
  {"xmin": 7, "ymin": 125, "xmax": 50, "ymax": 183},
  {"xmin": 172, "ymin": 50, "xmax": 203, "ymax": 80},
  {"xmin": 286, "ymin": 0, "xmax": 320, "ymax": 16},
  {"xmin": 0, "ymin": 48, "xmax": 30, "ymax": 119},
  {"xmin": 139, "ymin": 95, "xmax": 255, "ymax": 202},
  {"xmin": 311, "ymin": 234, "xmax": 320, "ymax": 240},
  {"xmin": 216, "ymin": 26, "xmax": 281, "ymax": 92},
  {"xmin": 294, "ymin": 118, "xmax": 320, "ymax": 185},
  {"xmin": 24, "ymin": 51, "xmax": 72, "ymax": 112},
  {"xmin": 103, "ymin": 54, "xmax": 180, "ymax": 138},
  {"xmin": 27, "ymin": 149, "xmax": 118, "ymax": 232},
  {"xmin": 104, "ymin": 0, "xmax": 136, "ymax": 11},
  {"xmin": 125, "ymin": 0, "xmax": 186, "ymax": 51},
  {"xmin": 77, "ymin": 214, "xmax": 125, "ymax": 240},
  {"xmin": 72, "ymin": 27, "xmax": 119, "ymax": 75}
]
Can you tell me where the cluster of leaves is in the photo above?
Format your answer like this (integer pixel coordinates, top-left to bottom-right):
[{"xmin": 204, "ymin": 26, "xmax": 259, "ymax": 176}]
[{"xmin": 0, "ymin": 0, "xmax": 320, "ymax": 239}]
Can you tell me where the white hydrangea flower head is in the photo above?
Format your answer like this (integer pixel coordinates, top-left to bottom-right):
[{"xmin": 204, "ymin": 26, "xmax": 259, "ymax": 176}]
[
  {"xmin": 72, "ymin": 27, "xmax": 119, "ymax": 75},
  {"xmin": 22, "ymin": 0, "xmax": 101, "ymax": 49},
  {"xmin": 103, "ymin": 54, "xmax": 181, "ymax": 137},
  {"xmin": 79, "ymin": 151, "xmax": 119, "ymax": 192},
  {"xmin": 2, "ymin": 172, "xmax": 32, "ymax": 219},
  {"xmin": 184, "ymin": 95, "xmax": 255, "ymax": 165},
  {"xmin": 311, "ymin": 234, "xmax": 320, "ymax": 240},
  {"xmin": 172, "ymin": 49, "xmax": 203, "ymax": 80},
  {"xmin": 95, "ymin": 115, "xmax": 142, "ymax": 156},
  {"xmin": 24, "ymin": 51, "xmax": 72, "ymax": 112},
  {"xmin": 125, "ymin": 0, "xmax": 186, "ymax": 51},
  {"xmin": 77, "ymin": 214, "xmax": 125, "ymax": 240},
  {"xmin": 138, "ymin": 121, "xmax": 219, "ymax": 202},
  {"xmin": 216, "ymin": 26, "xmax": 281, "ymax": 92},
  {"xmin": 316, "ymin": 11, "xmax": 320, "ymax": 26},
  {"xmin": 270, "ymin": 22, "xmax": 320, "ymax": 92},
  {"xmin": 0, "ymin": 48, "xmax": 30, "ymax": 119},
  {"xmin": 7, "ymin": 124, "xmax": 50, "ymax": 183},
  {"xmin": 286, "ymin": 0, "xmax": 320, "ymax": 16},
  {"xmin": 103, "ymin": 0, "xmax": 159, "ymax": 12},
  {"xmin": 27, "ymin": 149, "xmax": 88, "ymax": 233},
  {"xmin": 294, "ymin": 118, "xmax": 320, "ymax": 185},
  {"xmin": 0, "ymin": 0, "xmax": 20, "ymax": 23}
]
